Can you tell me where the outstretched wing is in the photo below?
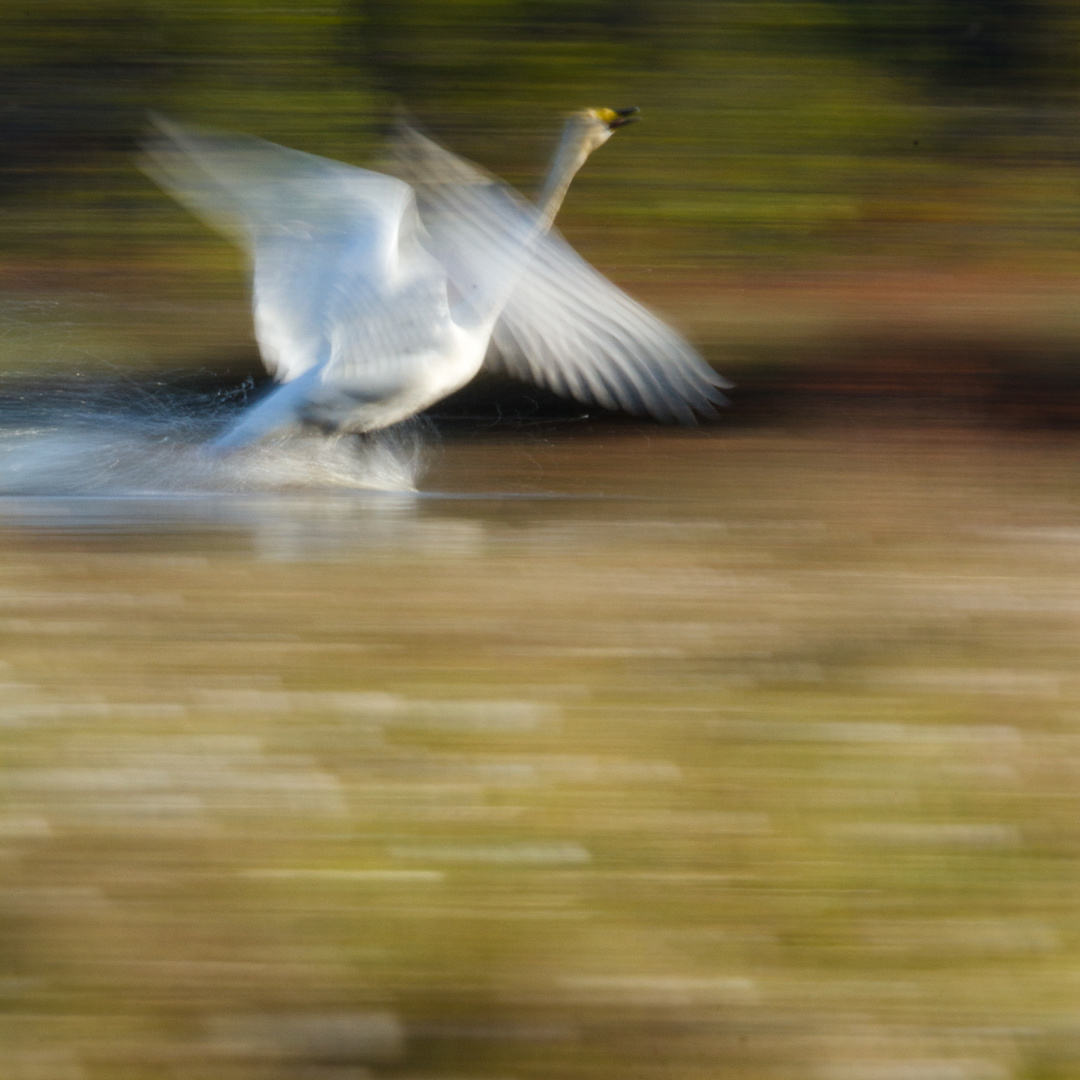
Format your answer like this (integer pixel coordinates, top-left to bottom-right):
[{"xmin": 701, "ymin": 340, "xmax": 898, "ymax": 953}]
[
  {"xmin": 389, "ymin": 123, "xmax": 546, "ymax": 328},
  {"xmin": 144, "ymin": 117, "xmax": 433, "ymax": 384},
  {"xmin": 392, "ymin": 123, "xmax": 729, "ymax": 422},
  {"xmin": 490, "ymin": 237, "xmax": 730, "ymax": 423}
]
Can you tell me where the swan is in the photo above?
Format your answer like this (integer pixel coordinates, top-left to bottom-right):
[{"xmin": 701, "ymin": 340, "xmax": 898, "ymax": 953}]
[{"xmin": 144, "ymin": 109, "xmax": 728, "ymax": 448}]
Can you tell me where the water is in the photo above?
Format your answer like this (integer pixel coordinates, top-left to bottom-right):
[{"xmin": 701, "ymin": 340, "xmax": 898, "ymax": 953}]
[
  {"xmin": 2, "ymin": 417, "xmax": 1080, "ymax": 1080},
  {"xmin": 0, "ymin": 381, "xmax": 432, "ymax": 496}
]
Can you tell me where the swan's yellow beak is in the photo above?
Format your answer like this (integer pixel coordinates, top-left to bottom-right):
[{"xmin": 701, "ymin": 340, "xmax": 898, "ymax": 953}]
[{"xmin": 595, "ymin": 106, "xmax": 640, "ymax": 130}]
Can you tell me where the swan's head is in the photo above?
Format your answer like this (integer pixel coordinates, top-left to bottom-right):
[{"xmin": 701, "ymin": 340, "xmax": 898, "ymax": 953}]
[
  {"xmin": 572, "ymin": 106, "xmax": 640, "ymax": 154},
  {"xmin": 537, "ymin": 106, "xmax": 640, "ymax": 219}
]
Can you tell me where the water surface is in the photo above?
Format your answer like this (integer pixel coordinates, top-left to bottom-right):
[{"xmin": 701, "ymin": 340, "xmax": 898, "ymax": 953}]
[{"xmin": 2, "ymin": 422, "xmax": 1080, "ymax": 1080}]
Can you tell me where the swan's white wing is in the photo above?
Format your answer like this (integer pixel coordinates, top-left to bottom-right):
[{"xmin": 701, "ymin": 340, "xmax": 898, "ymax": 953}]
[
  {"xmin": 392, "ymin": 124, "xmax": 730, "ymax": 423},
  {"xmin": 490, "ymin": 239, "xmax": 730, "ymax": 423},
  {"xmin": 390, "ymin": 125, "xmax": 545, "ymax": 326},
  {"xmin": 144, "ymin": 117, "xmax": 434, "ymax": 384}
]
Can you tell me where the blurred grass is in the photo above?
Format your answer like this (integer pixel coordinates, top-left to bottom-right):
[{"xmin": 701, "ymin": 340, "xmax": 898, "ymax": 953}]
[{"xmin": 5, "ymin": 430, "xmax": 1080, "ymax": 1077}]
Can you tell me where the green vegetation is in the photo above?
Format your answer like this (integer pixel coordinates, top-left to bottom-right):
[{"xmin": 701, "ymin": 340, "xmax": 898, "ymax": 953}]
[{"xmin": 3, "ymin": 0, "xmax": 1080, "ymax": 274}]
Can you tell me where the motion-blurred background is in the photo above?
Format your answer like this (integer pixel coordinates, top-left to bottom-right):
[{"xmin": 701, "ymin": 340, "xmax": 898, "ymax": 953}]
[
  {"xmin": 7, "ymin": 0, "xmax": 1080, "ymax": 402},
  {"xmin": 7, "ymin": 6, "xmax": 1080, "ymax": 1080}
]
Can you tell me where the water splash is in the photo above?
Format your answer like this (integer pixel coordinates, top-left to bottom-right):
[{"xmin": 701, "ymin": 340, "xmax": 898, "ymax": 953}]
[{"xmin": 0, "ymin": 377, "xmax": 433, "ymax": 495}]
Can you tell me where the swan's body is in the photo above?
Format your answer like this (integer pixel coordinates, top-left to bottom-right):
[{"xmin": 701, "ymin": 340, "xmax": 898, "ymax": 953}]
[{"xmin": 145, "ymin": 109, "xmax": 728, "ymax": 447}]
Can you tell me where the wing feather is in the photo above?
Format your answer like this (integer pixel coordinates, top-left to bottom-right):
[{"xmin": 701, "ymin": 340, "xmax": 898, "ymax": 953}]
[
  {"xmin": 144, "ymin": 117, "xmax": 435, "ymax": 384},
  {"xmin": 392, "ymin": 123, "xmax": 730, "ymax": 422}
]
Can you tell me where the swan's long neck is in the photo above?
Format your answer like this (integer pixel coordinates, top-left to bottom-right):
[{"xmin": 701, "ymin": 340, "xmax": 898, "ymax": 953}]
[
  {"xmin": 534, "ymin": 116, "xmax": 601, "ymax": 231},
  {"xmin": 443, "ymin": 114, "xmax": 610, "ymax": 337}
]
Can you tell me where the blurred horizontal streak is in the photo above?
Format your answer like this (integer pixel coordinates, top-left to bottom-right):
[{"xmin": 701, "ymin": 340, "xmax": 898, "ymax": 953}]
[
  {"xmin": 191, "ymin": 689, "xmax": 561, "ymax": 730},
  {"xmin": 0, "ymin": 887, "xmax": 112, "ymax": 917},
  {"xmin": 555, "ymin": 975, "xmax": 761, "ymax": 1007},
  {"xmin": 365, "ymin": 907, "xmax": 591, "ymax": 922},
  {"xmin": 859, "ymin": 919, "xmax": 1061, "ymax": 955},
  {"xmin": 709, "ymin": 721, "xmax": 1021, "ymax": 744},
  {"xmin": 243, "ymin": 868, "xmax": 446, "ymax": 883},
  {"xmin": 410, "ymin": 1021, "xmax": 580, "ymax": 1042},
  {"xmin": 863, "ymin": 669, "xmax": 1065, "ymax": 696},
  {"xmin": 571, "ymin": 810, "xmax": 771, "ymax": 835},
  {"xmin": 817, "ymin": 1062, "xmax": 1010, "ymax": 1080},
  {"xmin": 552, "ymin": 871, "xmax": 745, "ymax": 884},
  {"xmin": 389, "ymin": 844, "xmax": 591, "ymax": 865},
  {"xmin": 830, "ymin": 824, "xmax": 1023, "ymax": 847},
  {"xmin": 205, "ymin": 1010, "xmax": 405, "ymax": 1062}
]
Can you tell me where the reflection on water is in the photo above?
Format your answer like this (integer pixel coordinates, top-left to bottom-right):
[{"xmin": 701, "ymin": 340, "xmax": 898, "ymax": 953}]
[
  {"xmin": 0, "ymin": 492, "xmax": 493, "ymax": 563},
  {"xmin": 3, "ymin": 425, "xmax": 1080, "ymax": 1080}
]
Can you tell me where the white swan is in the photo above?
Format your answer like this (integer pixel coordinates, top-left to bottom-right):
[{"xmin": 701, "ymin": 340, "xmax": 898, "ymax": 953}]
[{"xmin": 144, "ymin": 109, "xmax": 728, "ymax": 447}]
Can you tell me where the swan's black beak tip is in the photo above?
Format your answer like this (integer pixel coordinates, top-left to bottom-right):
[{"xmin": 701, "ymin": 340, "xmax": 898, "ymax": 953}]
[{"xmin": 609, "ymin": 106, "xmax": 640, "ymax": 129}]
